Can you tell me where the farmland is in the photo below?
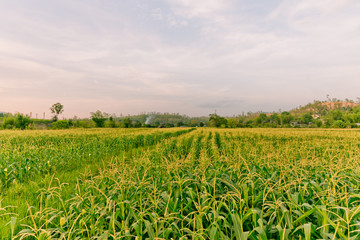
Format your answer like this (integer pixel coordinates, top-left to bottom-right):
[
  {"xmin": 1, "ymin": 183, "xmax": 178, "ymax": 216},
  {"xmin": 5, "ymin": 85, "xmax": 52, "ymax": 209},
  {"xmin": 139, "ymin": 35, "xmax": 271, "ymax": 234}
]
[{"xmin": 1, "ymin": 128, "xmax": 360, "ymax": 239}]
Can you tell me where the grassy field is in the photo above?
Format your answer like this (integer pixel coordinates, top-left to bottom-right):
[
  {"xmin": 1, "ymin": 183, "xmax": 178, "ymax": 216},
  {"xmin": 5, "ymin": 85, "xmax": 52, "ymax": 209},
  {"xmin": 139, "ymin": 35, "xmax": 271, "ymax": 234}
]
[{"xmin": 1, "ymin": 128, "xmax": 360, "ymax": 239}]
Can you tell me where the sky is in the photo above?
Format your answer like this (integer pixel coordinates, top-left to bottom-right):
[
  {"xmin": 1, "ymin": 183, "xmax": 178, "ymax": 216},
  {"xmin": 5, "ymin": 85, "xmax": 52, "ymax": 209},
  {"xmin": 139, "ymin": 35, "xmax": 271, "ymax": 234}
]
[{"xmin": 1, "ymin": 0, "xmax": 360, "ymax": 118}]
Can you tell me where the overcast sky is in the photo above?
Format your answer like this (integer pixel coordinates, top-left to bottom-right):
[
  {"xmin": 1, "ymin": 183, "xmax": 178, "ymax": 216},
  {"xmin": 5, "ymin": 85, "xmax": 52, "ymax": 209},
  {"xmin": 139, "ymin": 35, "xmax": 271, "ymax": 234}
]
[{"xmin": 1, "ymin": 0, "xmax": 360, "ymax": 118}]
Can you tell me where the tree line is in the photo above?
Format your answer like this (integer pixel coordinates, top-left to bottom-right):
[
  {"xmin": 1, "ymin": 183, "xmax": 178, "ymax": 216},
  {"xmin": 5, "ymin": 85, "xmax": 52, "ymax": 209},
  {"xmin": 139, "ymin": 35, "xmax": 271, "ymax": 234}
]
[
  {"xmin": 209, "ymin": 100, "xmax": 360, "ymax": 128},
  {"xmin": 2, "ymin": 99, "xmax": 360, "ymax": 130}
]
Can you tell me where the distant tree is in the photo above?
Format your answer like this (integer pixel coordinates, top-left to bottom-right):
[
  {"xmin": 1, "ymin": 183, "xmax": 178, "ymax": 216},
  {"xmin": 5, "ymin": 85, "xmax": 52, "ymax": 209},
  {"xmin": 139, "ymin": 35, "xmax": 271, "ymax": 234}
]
[
  {"xmin": 227, "ymin": 118, "xmax": 237, "ymax": 128},
  {"xmin": 154, "ymin": 121, "xmax": 161, "ymax": 127},
  {"xmin": 255, "ymin": 113, "xmax": 269, "ymax": 126},
  {"xmin": 105, "ymin": 116, "xmax": 116, "ymax": 128},
  {"xmin": 332, "ymin": 120, "xmax": 347, "ymax": 128},
  {"xmin": 15, "ymin": 114, "xmax": 31, "ymax": 130},
  {"xmin": 209, "ymin": 113, "xmax": 227, "ymax": 128},
  {"xmin": 280, "ymin": 111, "xmax": 294, "ymax": 125},
  {"xmin": 189, "ymin": 119, "xmax": 198, "ymax": 127},
  {"xmin": 315, "ymin": 119, "xmax": 323, "ymax": 127},
  {"xmin": 301, "ymin": 113, "xmax": 313, "ymax": 124},
  {"xmin": 3, "ymin": 116, "xmax": 15, "ymax": 129},
  {"xmin": 134, "ymin": 121, "xmax": 142, "ymax": 128},
  {"xmin": 244, "ymin": 119, "xmax": 254, "ymax": 127},
  {"xmin": 123, "ymin": 117, "xmax": 132, "ymax": 128},
  {"xmin": 176, "ymin": 121, "xmax": 184, "ymax": 127},
  {"xmin": 165, "ymin": 123, "xmax": 175, "ymax": 128},
  {"xmin": 329, "ymin": 110, "xmax": 343, "ymax": 121},
  {"xmin": 270, "ymin": 113, "xmax": 281, "ymax": 125},
  {"xmin": 50, "ymin": 102, "xmax": 64, "ymax": 121},
  {"xmin": 90, "ymin": 110, "xmax": 109, "ymax": 128}
]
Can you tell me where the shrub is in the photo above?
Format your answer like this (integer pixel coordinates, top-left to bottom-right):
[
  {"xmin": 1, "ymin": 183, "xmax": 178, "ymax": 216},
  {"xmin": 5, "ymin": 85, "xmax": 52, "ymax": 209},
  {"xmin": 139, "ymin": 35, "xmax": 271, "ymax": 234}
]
[
  {"xmin": 52, "ymin": 120, "xmax": 70, "ymax": 129},
  {"xmin": 3, "ymin": 117, "xmax": 15, "ymax": 129},
  {"xmin": 331, "ymin": 120, "xmax": 347, "ymax": 128},
  {"xmin": 15, "ymin": 114, "xmax": 32, "ymax": 130},
  {"xmin": 105, "ymin": 117, "xmax": 116, "ymax": 128}
]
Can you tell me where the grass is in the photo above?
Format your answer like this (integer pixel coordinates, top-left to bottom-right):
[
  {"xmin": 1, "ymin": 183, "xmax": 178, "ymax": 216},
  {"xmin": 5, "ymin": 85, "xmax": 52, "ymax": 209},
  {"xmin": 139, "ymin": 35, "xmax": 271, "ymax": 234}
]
[{"xmin": 1, "ymin": 128, "xmax": 360, "ymax": 239}]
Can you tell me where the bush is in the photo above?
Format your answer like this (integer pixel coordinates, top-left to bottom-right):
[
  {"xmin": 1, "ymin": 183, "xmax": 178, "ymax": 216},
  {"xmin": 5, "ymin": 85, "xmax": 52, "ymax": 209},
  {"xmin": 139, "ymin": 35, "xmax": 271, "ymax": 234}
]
[
  {"xmin": 52, "ymin": 120, "xmax": 70, "ymax": 129},
  {"xmin": 90, "ymin": 111, "xmax": 108, "ymax": 128},
  {"xmin": 315, "ymin": 119, "xmax": 323, "ymax": 127},
  {"xmin": 79, "ymin": 120, "xmax": 94, "ymax": 128},
  {"xmin": 331, "ymin": 120, "xmax": 347, "ymax": 128},
  {"xmin": 15, "ymin": 114, "xmax": 32, "ymax": 130},
  {"xmin": 3, "ymin": 117, "xmax": 15, "ymax": 129},
  {"xmin": 105, "ymin": 119, "xmax": 117, "ymax": 128}
]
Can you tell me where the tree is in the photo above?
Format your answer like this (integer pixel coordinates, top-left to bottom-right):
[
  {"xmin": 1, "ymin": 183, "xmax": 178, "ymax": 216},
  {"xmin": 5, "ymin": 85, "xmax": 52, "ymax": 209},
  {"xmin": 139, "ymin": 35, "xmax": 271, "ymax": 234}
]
[
  {"xmin": 90, "ymin": 110, "xmax": 109, "ymax": 128},
  {"xmin": 209, "ymin": 113, "xmax": 227, "ymax": 128},
  {"xmin": 255, "ymin": 113, "xmax": 269, "ymax": 126},
  {"xmin": 280, "ymin": 111, "xmax": 293, "ymax": 126},
  {"xmin": 123, "ymin": 117, "xmax": 132, "ymax": 128},
  {"xmin": 105, "ymin": 116, "xmax": 116, "ymax": 128},
  {"xmin": 50, "ymin": 102, "xmax": 64, "ymax": 121},
  {"xmin": 15, "ymin": 114, "xmax": 32, "ymax": 130},
  {"xmin": 134, "ymin": 121, "xmax": 142, "ymax": 128},
  {"xmin": 329, "ymin": 110, "xmax": 343, "ymax": 121},
  {"xmin": 227, "ymin": 118, "xmax": 237, "ymax": 128},
  {"xmin": 270, "ymin": 113, "xmax": 281, "ymax": 125},
  {"xmin": 176, "ymin": 121, "xmax": 184, "ymax": 127},
  {"xmin": 315, "ymin": 119, "xmax": 323, "ymax": 127},
  {"xmin": 3, "ymin": 116, "xmax": 15, "ymax": 129},
  {"xmin": 301, "ymin": 113, "xmax": 313, "ymax": 124}
]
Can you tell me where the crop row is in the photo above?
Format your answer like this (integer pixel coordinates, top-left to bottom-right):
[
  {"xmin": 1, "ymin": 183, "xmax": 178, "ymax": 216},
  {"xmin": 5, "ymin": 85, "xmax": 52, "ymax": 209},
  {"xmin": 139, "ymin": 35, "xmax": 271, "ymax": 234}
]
[
  {"xmin": 2, "ymin": 128, "xmax": 360, "ymax": 239},
  {"xmin": 0, "ymin": 128, "xmax": 194, "ymax": 189}
]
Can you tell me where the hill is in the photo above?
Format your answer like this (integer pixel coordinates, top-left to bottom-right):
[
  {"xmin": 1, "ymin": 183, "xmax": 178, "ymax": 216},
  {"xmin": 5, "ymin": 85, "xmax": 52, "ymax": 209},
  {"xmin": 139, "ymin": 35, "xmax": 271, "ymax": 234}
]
[{"xmin": 291, "ymin": 100, "xmax": 360, "ymax": 116}]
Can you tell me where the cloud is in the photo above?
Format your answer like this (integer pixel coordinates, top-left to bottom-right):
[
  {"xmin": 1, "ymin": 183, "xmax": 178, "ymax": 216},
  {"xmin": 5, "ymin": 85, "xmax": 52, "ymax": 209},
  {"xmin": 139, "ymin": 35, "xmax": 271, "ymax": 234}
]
[
  {"xmin": 151, "ymin": 8, "xmax": 163, "ymax": 20},
  {"xmin": 162, "ymin": 0, "xmax": 233, "ymax": 30},
  {"xmin": 269, "ymin": 0, "xmax": 360, "ymax": 34},
  {"xmin": 1, "ymin": 0, "xmax": 360, "ymax": 117},
  {"xmin": 269, "ymin": 0, "xmax": 354, "ymax": 19},
  {"xmin": 197, "ymin": 99, "xmax": 244, "ymax": 109},
  {"xmin": 292, "ymin": 0, "xmax": 354, "ymax": 15},
  {"xmin": 165, "ymin": 0, "xmax": 230, "ymax": 18}
]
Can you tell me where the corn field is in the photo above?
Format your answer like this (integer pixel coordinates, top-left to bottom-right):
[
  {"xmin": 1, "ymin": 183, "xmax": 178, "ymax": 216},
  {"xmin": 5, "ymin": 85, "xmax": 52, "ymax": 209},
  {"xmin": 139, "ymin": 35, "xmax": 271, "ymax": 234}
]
[{"xmin": 1, "ymin": 128, "xmax": 360, "ymax": 239}]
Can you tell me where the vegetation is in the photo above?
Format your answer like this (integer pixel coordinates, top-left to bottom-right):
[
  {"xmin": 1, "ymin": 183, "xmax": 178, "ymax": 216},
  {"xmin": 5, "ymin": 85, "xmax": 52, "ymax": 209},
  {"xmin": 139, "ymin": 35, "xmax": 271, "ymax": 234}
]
[
  {"xmin": 116, "ymin": 113, "xmax": 207, "ymax": 128},
  {"xmin": 51, "ymin": 120, "xmax": 71, "ymax": 129},
  {"xmin": 3, "ymin": 98, "xmax": 360, "ymax": 131},
  {"xmin": 90, "ymin": 110, "xmax": 109, "ymax": 128},
  {"xmin": 211, "ymin": 98, "xmax": 360, "ymax": 129},
  {"xmin": 0, "ymin": 128, "xmax": 360, "ymax": 239},
  {"xmin": 0, "ymin": 114, "xmax": 32, "ymax": 130},
  {"xmin": 50, "ymin": 103, "xmax": 64, "ymax": 121},
  {"xmin": 209, "ymin": 113, "xmax": 227, "ymax": 127}
]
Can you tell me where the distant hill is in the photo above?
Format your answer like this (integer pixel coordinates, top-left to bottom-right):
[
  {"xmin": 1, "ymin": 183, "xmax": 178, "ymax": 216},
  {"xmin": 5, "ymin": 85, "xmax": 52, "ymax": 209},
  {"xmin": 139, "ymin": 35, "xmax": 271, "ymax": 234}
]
[
  {"xmin": 320, "ymin": 102, "xmax": 360, "ymax": 109},
  {"xmin": 291, "ymin": 101, "xmax": 360, "ymax": 116}
]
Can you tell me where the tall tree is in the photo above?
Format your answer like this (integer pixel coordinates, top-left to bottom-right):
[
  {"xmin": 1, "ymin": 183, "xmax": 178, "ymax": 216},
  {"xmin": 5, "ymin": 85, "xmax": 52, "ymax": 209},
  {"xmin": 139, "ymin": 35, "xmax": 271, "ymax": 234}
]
[
  {"xmin": 50, "ymin": 102, "xmax": 64, "ymax": 121},
  {"xmin": 209, "ymin": 113, "xmax": 227, "ymax": 128},
  {"xmin": 90, "ymin": 110, "xmax": 109, "ymax": 128}
]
